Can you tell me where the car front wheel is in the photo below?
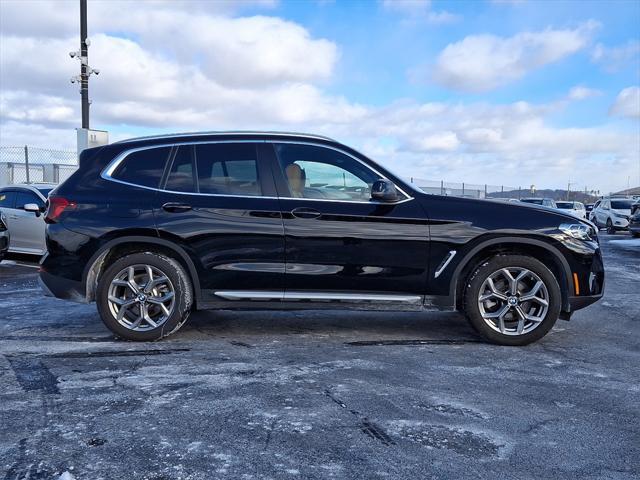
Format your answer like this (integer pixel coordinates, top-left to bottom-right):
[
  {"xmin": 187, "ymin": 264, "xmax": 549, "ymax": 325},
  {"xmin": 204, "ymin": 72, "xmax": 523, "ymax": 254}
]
[
  {"xmin": 96, "ymin": 251, "xmax": 193, "ymax": 341},
  {"xmin": 606, "ymin": 219, "xmax": 616, "ymax": 234},
  {"xmin": 463, "ymin": 255, "xmax": 561, "ymax": 346}
]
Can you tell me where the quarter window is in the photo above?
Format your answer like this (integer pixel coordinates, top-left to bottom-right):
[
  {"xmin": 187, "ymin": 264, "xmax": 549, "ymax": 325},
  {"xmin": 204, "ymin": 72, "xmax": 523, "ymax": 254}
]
[
  {"xmin": 274, "ymin": 143, "xmax": 380, "ymax": 201},
  {"xmin": 195, "ymin": 143, "xmax": 261, "ymax": 196},
  {"xmin": 112, "ymin": 147, "xmax": 171, "ymax": 188}
]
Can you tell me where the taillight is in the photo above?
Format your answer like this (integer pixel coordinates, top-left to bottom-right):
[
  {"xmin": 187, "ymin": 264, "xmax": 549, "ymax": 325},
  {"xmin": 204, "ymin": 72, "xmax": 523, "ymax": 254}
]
[{"xmin": 45, "ymin": 196, "xmax": 76, "ymax": 224}]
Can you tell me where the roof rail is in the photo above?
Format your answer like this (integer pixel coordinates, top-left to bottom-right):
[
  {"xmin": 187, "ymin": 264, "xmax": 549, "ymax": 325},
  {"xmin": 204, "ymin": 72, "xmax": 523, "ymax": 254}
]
[{"xmin": 113, "ymin": 131, "xmax": 338, "ymax": 145}]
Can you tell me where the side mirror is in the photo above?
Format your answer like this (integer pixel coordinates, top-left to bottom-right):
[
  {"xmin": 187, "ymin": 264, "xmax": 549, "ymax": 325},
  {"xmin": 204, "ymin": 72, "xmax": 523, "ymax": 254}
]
[
  {"xmin": 371, "ymin": 179, "xmax": 399, "ymax": 202},
  {"xmin": 24, "ymin": 203, "xmax": 41, "ymax": 217}
]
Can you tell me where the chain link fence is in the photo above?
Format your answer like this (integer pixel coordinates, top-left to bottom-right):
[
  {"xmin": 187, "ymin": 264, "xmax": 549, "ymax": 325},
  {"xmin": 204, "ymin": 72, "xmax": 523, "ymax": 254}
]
[
  {"xmin": 0, "ymin": 146, "xmax": 78, "ymax": 185},
  {"xmin": 409, "ymin": 178, "xmax": 521, "ymax": 199},
  {"xmin": 408, "ymin": 178, "xmax": 598, "ymax": 203},
  {"xmin": 0, "ymin": 146, "xmax": 598, "ymax": 203}
]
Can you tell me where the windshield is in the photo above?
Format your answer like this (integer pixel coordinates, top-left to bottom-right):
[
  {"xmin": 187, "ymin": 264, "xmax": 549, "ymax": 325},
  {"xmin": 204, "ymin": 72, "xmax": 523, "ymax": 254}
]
[
  {"xmin": 521, "ymin": 199, "xmax": 543, "ymax": 205},
  {"xmin": 556, "ymin": 202, "xmax": 573, "ymax": 209},
  {"xmin": 611, "ymin": 200, "xmax": 633, "ymax": 209}
]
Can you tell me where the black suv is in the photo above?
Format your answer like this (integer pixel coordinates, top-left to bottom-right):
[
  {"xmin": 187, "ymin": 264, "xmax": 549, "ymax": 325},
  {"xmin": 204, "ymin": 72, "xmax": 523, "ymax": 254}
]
[{"xmin": 40, "ymin": 132, "xmax": 604, "ymax": 345}]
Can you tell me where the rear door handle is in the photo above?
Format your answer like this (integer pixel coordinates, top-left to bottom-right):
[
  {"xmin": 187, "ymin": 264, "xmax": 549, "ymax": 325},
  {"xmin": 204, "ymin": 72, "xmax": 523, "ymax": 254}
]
[
  {"xmin": 291, "ymin": 207, "xmax": 321, "ymax": 219},
  {"xmin": 162, "ymin": 202, "xmax": 192, "ymax": 213}
]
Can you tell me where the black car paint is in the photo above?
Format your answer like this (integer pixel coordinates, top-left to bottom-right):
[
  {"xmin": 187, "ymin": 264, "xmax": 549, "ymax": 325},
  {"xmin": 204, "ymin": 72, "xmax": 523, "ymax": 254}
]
[{"xmin": 40, "ymin": 133, "xmax": 604, "ymax": 315}]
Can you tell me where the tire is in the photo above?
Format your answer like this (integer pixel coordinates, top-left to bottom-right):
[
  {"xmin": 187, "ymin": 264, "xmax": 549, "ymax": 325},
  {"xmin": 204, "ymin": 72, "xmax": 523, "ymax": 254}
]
[
  {"xmin": 463, "ymin": 254, "xmax": 561, "ymax": 346},
  {"xmin": 606, "ymin": 218, "xmax": 615, "ymax": 235},
  {"xmin": 96, "ymin": 251, "xmax": 193, "ymax": 341}
]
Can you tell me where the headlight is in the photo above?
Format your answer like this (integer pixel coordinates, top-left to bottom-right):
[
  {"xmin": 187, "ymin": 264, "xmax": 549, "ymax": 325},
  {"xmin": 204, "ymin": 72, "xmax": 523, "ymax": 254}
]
[{"xmin": 559, "ymin": 223, "xmax": 593, "ymax": 240}]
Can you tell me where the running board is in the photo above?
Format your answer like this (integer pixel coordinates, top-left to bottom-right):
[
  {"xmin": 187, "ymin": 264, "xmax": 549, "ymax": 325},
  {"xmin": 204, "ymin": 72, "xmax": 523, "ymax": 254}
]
[{"xmin": 214, "ymin": 290, "xmax": 422, "ymax": 304}]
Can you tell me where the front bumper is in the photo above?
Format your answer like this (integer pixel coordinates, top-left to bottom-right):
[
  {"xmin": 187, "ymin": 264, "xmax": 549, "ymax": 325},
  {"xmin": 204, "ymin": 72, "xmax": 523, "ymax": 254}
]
[{"xmin": 611, "ymin": 217, "xmax": 630, "ymax": 230}]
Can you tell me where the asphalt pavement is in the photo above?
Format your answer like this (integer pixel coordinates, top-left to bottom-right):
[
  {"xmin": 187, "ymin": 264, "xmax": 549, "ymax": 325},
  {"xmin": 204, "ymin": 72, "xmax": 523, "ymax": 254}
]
[{"xmin": 1, "ymin": 234, "xmax": 638, "ymax": 480}]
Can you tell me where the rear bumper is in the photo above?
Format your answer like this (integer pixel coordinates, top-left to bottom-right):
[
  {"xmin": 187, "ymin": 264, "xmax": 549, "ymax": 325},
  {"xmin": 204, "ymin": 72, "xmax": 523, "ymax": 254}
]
[{"xmin": 39, "ymin": 270, "xmax": 88, "ymax": 303}]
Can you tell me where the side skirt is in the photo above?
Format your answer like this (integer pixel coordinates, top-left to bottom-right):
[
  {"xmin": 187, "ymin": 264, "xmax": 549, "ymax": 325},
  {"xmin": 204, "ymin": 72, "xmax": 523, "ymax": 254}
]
[{"xmin": 197, "ymin": 290, "xmax": 456, "ymax": 312}]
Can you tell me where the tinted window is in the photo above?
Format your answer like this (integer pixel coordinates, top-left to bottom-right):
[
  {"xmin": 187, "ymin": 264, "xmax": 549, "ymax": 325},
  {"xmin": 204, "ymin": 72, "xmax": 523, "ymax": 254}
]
[
  {"xmin": 112, "ymin": 147, "xmax": 170, "ymax": 188},
  {"xmin": 0, "ymin": 191, "xmax": 16, "ymax": 208},
  {"xmin": 16, "ymin": 191, "xmax": 44, "ymax": 209},
  {"xmin": 37, "ymin": 188, "xmax": 53, "ymax": 198},
  {"xmin": 195, "ymin": 143, "xmax": 261, "ymax": 196},
  {"xmin": 611, "ymin": 200, "xmax": 633, "ymax": 209},
  {"xmin": 275, "ymin": 143, "xmax": 379, "ymax": 201},
  {"xmin": 521, "ymin": 199, "xmax": 543, "ymax": 205},
  {"xmin": 556, "ymin": 202, "xmax": 572, "ymax": 209},
  {"xmin": 165, "ymin": 146, "xmax": 195, "ymax": 192}
]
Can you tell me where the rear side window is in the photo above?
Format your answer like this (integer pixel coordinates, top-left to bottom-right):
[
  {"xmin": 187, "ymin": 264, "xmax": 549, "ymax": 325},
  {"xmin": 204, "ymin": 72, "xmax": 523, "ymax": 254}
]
[
  {"xmin": 16, "ymin": 191, "xmax": 44, "ymax": 209},
  {"xmin": 0, "ymin": 191, "xmax": 16, "ymax": 208},
  {"xmin": 195, "ymin": 143, "xmax": 261, "ymax": 196},
  {"xmin": 165, "ymin": 146, "xmax": 195, "ymax": 193},
  {"xmin": 112, "ymin": 147, "xmax": 171, "ymax": 188}
]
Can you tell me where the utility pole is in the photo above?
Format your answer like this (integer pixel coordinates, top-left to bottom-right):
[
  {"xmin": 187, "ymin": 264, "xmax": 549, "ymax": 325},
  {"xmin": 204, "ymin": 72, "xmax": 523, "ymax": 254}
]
[
  {"xmin": 80, "ymin": 0, "xmax": 89, "ymax": 128},
  {"xmin": 70, "ymin": 0, "xmax": 104, "ymax": 153}
]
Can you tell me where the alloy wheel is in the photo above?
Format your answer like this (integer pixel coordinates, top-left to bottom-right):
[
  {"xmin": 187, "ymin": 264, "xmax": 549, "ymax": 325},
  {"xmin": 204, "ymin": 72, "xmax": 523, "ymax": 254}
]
[
  {"xmin": 107, "ymin": 264, "xmax": 176, "ymax": 331},
  {"xmin": 477, "ymin": 267, "xmax": 549, "ymax": 336}
]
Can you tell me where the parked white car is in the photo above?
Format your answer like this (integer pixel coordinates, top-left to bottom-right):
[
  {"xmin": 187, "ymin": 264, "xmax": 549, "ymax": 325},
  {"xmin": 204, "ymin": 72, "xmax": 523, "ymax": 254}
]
[
  {"xmin": 0, "ymin": 184, "xmax": 54, "ymax": 255},
  {"xmin": 590, "ymin": 197, "xmax": 634, "ymax": 234},
  {"xmin": 555, "ymin": 201, "xmax": 587, "ymax": 219}
]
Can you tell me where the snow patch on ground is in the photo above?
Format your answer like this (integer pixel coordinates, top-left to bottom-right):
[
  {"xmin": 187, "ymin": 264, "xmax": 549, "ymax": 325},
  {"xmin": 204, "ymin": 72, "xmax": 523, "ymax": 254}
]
[{"xmin": 608, "ymin": 238, "xmax": 640, "ymax": 248}]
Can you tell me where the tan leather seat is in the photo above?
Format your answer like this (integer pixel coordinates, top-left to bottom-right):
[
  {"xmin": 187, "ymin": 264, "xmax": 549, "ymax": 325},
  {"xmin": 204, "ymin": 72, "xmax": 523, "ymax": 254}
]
[{"xmin": 285, "ymin": 163, "xmax": 306, "ymax": 198}]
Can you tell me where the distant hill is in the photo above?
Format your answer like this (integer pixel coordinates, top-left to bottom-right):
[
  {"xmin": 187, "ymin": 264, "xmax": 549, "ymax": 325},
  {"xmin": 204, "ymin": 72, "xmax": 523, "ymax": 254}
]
[{"xmin": 613, "ymin": 186, "xmax": 640, "ymax": 196}]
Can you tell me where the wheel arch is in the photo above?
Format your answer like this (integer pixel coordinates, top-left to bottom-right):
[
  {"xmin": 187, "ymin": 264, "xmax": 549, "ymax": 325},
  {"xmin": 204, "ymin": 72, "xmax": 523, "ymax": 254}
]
[
  {"xmin": 82, "ymin": 235, "xmax": 201, "ymax": 306},
  {"xmin": 451, "ymin": 237, "xmax": 572, "ymax": 313}
]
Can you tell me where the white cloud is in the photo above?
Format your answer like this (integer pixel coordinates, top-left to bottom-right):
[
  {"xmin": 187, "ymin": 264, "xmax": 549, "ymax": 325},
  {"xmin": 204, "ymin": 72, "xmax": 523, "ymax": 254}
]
[
  {"xmin": 432, "ymin": 22, "xmax": 599, "ymax": 92},
  {"xmin": 568, "ymin": 86, "xmax": 602, "ymax": 101},
  {"xmin": 591, "ymin": 40, "xmax": 640, "ymax": 73},
  {"xmin": 0, "ymin": 3, "xmax": 637, "ymax": 193},
  {"xmin": 609, "ymin": 86, "xmax": 640, "ymax": 119},
  {"xmin": 381, "ymin": 0, "xmax": 459, "ymax": 24}
]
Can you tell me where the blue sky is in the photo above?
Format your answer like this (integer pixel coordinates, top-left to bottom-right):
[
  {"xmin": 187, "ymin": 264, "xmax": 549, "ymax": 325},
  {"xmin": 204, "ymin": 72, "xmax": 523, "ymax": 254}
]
[{"xmin": 1, "ymin": 0, "xmax": 639, "ymax": 192}]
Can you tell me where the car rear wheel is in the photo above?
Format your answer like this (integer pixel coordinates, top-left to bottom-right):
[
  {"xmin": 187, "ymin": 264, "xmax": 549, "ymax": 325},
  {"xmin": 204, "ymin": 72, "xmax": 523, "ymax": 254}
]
[
  {"xmin": 606, "ymin": 219, "xmax": 615, "ymax": 234},
  {"xmin": 96, "ymin": 252, "xmax": 193, "ymax": 341},
  {"xmin": 463, "ymin": 255, "xmax": 561, "ymax": 346}
]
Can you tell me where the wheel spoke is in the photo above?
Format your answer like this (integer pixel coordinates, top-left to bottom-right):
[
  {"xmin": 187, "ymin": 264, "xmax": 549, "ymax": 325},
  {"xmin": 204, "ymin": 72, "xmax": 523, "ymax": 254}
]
[
  {"xmin": 147, "ymin": 291, "xmax": 174, "ymax": 305},
  {"xmin": 482, "ymin": 304, "xmax": 510, "ymax": 320},
  {"xmin": 144, "ymin": 276, "xmax": 169, "ymax": 293},
  {"xmin": 127, "ymin": 266, "xmax": 140, "ymax": 293},
  {"xmin": 108, "ymin": 295, "xmax": 136, "ymax": 307},
  {"xmin": 486, "ymin": 277, "xmax": 508, "ymax": 300},
  {"xmin": 514, "ymin": 306, "xmax": 526, "ymax": 334}
]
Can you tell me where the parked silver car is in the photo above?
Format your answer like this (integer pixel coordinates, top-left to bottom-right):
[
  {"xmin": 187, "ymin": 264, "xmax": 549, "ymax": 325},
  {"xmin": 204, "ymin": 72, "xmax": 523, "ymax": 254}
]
[
  {"xmin": 0, "ymin": 184, "xmax": 54, "ymax": 255},
  {"xmin": 0, "ymin": 211, "xmax": 9, "ymax": 261},
  {"xmin": 590, "ymin": 197, "xmax": 634, "ymax": 234}
]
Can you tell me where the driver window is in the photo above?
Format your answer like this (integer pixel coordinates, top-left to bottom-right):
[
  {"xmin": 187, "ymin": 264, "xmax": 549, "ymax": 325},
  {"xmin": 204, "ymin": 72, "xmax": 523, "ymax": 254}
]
[{"xmin": 275, "ymin": 143, "xmax": 380, "ymax": 202}]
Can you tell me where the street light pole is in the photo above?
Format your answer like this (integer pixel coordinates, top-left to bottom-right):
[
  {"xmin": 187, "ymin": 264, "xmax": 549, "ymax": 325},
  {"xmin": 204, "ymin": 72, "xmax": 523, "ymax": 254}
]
[{"xmin": 80, "ymin": 0, "xmax": 89, "ymax": 129}]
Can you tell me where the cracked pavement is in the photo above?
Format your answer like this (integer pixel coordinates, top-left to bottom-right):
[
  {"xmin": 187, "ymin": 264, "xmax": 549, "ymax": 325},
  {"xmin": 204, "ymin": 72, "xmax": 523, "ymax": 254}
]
[{"xmin": 1, "ymin": 234, "xmax": 638, "ymax": 479}]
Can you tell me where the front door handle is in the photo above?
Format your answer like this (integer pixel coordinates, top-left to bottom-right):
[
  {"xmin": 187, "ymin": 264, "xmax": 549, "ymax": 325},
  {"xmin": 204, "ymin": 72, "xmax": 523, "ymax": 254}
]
[
  {"xmin": 162, "ymin": 202, "xmax": 192, "ymax": 213},
  {"xmin": 291, "ymin": 207, "xmax": 321, "ymax": 219}
]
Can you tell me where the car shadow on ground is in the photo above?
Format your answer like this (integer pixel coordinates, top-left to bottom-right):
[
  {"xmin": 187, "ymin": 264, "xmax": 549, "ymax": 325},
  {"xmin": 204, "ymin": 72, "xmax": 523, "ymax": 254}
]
[{"xmin": 176, "ymin": 309, "xmax": 482, "ymax": 344}]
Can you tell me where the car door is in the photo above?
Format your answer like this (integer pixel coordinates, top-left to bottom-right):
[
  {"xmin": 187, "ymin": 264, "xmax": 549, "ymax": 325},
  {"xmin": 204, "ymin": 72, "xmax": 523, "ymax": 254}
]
[
  {"xmin": 597, "ymin": 200, "xmax": 610, "ymax": 225},
  {"xmin": 0, "ymin": 190, "xmax": 17, "ymax": 248},
  {"xmin": 153, "ymin": 142, "xmax": 285, "ymax": 304},
  {"xmin": 12, "ymin": 190, "xmax": 46, "ymax": 254},
  {"xmin": 267, "ymin": 141, "xmax": 430, "ymax": 305},
  {"xmin": 590, "ymin": 200, "xmax": 600, "ymax": 223}
]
